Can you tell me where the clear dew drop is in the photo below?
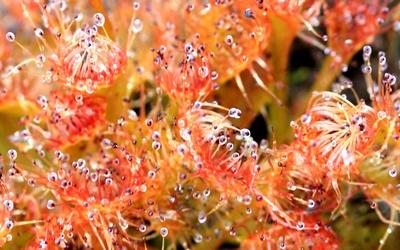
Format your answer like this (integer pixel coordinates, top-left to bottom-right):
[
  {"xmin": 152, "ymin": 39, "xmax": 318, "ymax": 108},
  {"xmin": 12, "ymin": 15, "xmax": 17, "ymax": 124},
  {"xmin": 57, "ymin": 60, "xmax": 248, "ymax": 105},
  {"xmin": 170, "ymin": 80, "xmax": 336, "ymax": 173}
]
[
  {"xmin": 296, "ymin": 221, "xmax": 305, "ymax": 231},
  {"xmin": 198, "ymin": 66, "xmax": 209, "ymax": 79},
  {"xmin": 307, "ymin": 199, "xmax": 316, "ymax": 209},
  {"xmin": 6, "ymin": 32, "xmax": 15, "ymax": 42},
  {"xmin": 7, "ymin": 149, "xmax": 17, "ymax": 161},
  {"xmin": 194, "ymin": 233, "xmax": 203, "ymax": 243},
  {"xmin": 47, "ymin": 199, "xmax": 56, "ymax": 209},
  {"xmin": 301, "ymin": 114, "xmax": 311, "ymax": 124},
  {"xmin": 389, "ymin": 168, "xmax": 397, "ymax": 178},
  {"xmin": 240, "ymin": 128, "xmax": 251, "ymax": 138},
  {"xmin": 93, "ymin": 13, "xmax": 105, "ymax": 27},
  {"xmin": 133, "ymin": 1, "xmax": 140, "ymax": 10},
  {"xmin": 3, "ymin": 200, "xmax": 14, "ymax": 211},
  {"xmin": 132, "ymin": 19, "xmax": 143, "ymax": 33},
  {"xmin": 4, "ymin": 222, "xmax": 15, "ymax": 235},
  {"xmin": 160, "ymin": 227, "xmax": 168, "ymax": 237},
  {"xmin": 139, "ymin": 224, "xmax": 147, "ymax": 233},
  {"xmin": 34, "ymin": 28, "xmax": 44, "ymax": 38},
  {"xmin": 198, "ymin": 211, "xmax": 207, "ymax": 224}
]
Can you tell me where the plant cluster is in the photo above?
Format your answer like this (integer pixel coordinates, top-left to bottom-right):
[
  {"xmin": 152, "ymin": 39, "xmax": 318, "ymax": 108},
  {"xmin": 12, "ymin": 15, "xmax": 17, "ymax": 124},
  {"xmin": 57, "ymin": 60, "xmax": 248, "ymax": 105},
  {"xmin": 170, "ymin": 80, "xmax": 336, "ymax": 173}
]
[{"xmin": 1, "ymin": 0, "xmax": 400, "ymax": 249}]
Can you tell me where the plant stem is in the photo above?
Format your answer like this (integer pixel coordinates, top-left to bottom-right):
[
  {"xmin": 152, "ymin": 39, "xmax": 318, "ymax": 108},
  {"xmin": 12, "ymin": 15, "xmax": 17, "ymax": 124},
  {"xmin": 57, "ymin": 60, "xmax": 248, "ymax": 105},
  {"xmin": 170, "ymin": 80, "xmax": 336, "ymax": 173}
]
[{"xmin": 267, "ymin": 14, "xmax": 299, "ymax": 144}]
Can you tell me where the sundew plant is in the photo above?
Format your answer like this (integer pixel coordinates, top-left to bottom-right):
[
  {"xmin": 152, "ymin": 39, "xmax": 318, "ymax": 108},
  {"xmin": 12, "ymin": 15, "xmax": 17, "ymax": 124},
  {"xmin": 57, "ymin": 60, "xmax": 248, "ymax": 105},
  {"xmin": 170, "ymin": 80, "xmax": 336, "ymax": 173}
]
[{"xmin": 1, "ymin": 0, "xmax": 400, "ymax": 249}]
